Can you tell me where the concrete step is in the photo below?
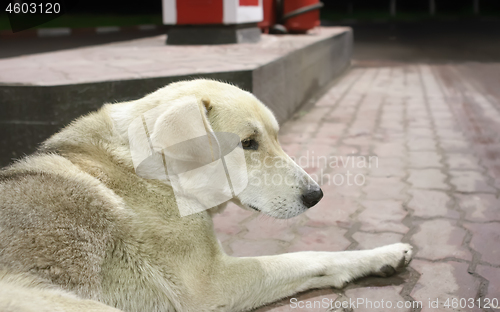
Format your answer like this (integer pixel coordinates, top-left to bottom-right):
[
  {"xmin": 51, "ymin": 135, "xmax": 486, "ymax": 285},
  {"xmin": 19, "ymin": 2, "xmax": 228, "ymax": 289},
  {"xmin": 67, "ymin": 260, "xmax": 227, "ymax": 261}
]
[{"xmin": 0, "ymin": 27, "xmax": 352, "ymax": 167}]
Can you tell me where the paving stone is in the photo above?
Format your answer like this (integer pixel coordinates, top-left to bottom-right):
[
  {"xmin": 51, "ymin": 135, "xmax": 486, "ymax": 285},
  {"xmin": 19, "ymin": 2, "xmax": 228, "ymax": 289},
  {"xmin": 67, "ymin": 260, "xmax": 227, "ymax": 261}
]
[
  {"xmin": 294, "ymin": 150, "xmax": 326, "ymax": 172},
  {"xmin": 213, "ymin": 203, "xmax": 256, "ymax": 237},
  {"xmin": 433, "ymin": 119, "xmax": 457, "ymax": 129},
  {"xmin": 427, "ymin": 98, "xmax": 448, "ymax": 106},
  {"xmin": 304, "ymin": 143, "xmax": 337, "ymax": 163},
  {"xmin": 281, "ymin": 143, "xmax": 304, "ymax": 158},
  {"xmin": 230, "ymin": 239, "xmax": 284, "ymax": 257},
  {"xmin": 343, "ymin": 135, "xmax": 373, "ymax": 147},
  {"xmin": 440, "ymin": 139, "xmax": 471, "ymax": 152},
  {"xmin": 463, "ymin": 222, "xmax": 500, "ymax": 266},
  {"xmin": 380, "ymin": 120, "xmax": 405, "ymax": 131},
  {"xmin": 329, "ymin": 183, "xmax": 364, "ymax": 199},
  {"xmin": 408, "ymin": 151, "xmax": 443, "ymax": 168},
  {"xmin": 407, "ymin": 138, "xmax": 437, "ymax": 151},
  {"xmin": 375, "ymin": 131, "xmax": 405, "ymax": 142},
  {"xmin": 281, "ymin": 119, "xmax": 318, "ymax": 134},
  {"xmin": 476, "ymin": 265, "xmax": 500, "ymax": 303},
  {"xmin": 408, "ymin": 109, "xmax": 429, "ymax": 118},
  {"xmin": 407, "ymin": 127, "xmax": 434, "ymax": 139},
  {"xmin": 312, "ymin": 166, "xmax": 367, "ymax": 190},
  {"xmin": 449, "ymin": 170, "xmax": 496, "ymax": 193},
  {"xmin": 431, "ymin": 111, "xmax": 455, "ymax": 120},
  {"xmin": 412, "ymin": 219, "xmax": 471, "ymax": 261},
  {"xmin": 301, "ymin": 107, "xmax": 331, "ymax": 123},
  {"xmin": 305, "ymin": 195, "xmax": 359, "ymax": 228},
  {"xmin": 374, "ymin": 142, "xmax": 406, "ymax": 158},
  {"xmin": 407, "ymin": 189, "xmax": 458, "ymax": 218},
  {"xmin": 407, "ymin": 169, "xmax": 449, "ymax": 190},
  {"xmin": 446, "ymin": 154, "xmax": 482, "ymax": 171},
  {"xmin": 348, "ymin": 127, "xmax": 374, "ymax": 138},
  {"xmin": 278, "ymin": 132, "xmax": 310, "ymax": 144},
  {"xmin": 381, "ymin": 112, "xmax": 403, "ymax": 123},
  {"xmin": 253, "ymin": 289, "xmax": 339, "ymax": 312},
  {"xmin": 315, "ymin": 96, "xmax": 337, "ymax": 108},
  {"xmin": 456, "ymin": 194, "xmax": 500, "ymax": 222},
  {"xmin": 369, "ymin": 157, "xmax": 406, "ymax": 178},
  {"xmin": 288, "ymin": 226, "xmax": 350, "ymax": 252},
  {"xmin": 383, "ymin": 101, "xmax": 405, "ymax": 109},
  {"xmin": 363, "ymin": 177, "xmax": 407, "ymax": 200},
  {"xmin": 357, "ymin": 200, "xmax": 409, "ymax": 233},
  {"xmin": 352, "ymin": 232, "xmax": 404, "ymax": 250},
  {"xmin": 435, "ymin": 128, "xmax": 466, "ymax": 140},
  {"xmin": 329, "ymin": 108, "xmax": 357, "ymax": 123},
  {"xmin": 408, "ymin": 119, "xmax": 433, "ymax": 129},
  {"xmin": 329, "ymin": 161, "xmax": 370, "ymax": 176},
  {"xmin": 411, "ymin": 260, "xmax": 482, "ymax": 312},
  {"xmin": 317, "ymin": 123, "xmax": 346, "ymax": 139},
  {"xmin": 244, "ymin": 215, "xmax": 300, "ymax": 242}
]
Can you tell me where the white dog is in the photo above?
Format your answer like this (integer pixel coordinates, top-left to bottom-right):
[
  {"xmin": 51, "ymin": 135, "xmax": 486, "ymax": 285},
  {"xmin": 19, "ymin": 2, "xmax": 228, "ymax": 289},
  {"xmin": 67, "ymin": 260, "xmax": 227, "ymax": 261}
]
[{"xmin": 0, "ymin": 79, "xmax": 412, "ymax": 312}]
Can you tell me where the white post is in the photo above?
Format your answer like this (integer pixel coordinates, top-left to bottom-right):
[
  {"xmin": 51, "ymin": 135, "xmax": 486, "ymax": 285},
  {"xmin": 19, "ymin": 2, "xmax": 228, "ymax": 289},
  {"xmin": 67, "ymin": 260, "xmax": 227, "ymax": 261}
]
[
  {"xmin": 390, "ymin": 0, "xmax": 397, "ymax": 17},
  {"xmin": 429, "ymin": 0, "xmax": 436, "ymax": 15},
  {"xmin": 473, "ymin": 0, "xmax": 480, "ymax": 15},
  {"xmin": 162, "ymin": 0, "xmax": 177, "ymax": 24}
]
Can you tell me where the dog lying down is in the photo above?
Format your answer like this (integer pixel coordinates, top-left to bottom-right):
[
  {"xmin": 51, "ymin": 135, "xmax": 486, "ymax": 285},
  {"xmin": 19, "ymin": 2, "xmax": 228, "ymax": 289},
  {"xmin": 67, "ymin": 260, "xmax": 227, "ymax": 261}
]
[{"xmin": 0, "ymin": 79, "xmax": 412, "ymax": 312}]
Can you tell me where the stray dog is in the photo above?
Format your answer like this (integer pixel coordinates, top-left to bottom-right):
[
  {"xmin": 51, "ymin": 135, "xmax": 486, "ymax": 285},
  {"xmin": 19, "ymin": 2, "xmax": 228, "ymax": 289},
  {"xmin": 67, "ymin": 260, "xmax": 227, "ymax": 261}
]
[{"xmin": 0, "ymin": 80, "xmax": 412, "ymax": 312}]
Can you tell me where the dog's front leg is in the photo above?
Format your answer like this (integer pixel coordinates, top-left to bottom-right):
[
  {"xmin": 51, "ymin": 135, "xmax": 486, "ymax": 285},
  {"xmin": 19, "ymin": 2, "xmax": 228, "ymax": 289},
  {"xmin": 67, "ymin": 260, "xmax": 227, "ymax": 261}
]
[{"xmin": 197, "ymin": 243, "xmax": 412, "ymax": 312}]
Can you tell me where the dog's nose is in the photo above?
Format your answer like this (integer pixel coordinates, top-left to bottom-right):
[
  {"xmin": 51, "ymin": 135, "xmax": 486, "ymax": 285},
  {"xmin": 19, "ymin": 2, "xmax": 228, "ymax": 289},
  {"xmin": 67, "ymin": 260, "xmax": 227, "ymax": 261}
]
[{"xmin": 301, "ymin": 187, "xmax": 323, "ymax": 208}]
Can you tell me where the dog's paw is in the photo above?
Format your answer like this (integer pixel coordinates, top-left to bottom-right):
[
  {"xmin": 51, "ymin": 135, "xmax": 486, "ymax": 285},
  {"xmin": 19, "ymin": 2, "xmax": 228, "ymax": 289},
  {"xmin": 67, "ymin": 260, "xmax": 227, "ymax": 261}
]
[{"xmin": 372, "ymin": 243, "xmax": 413, "ymax": 277}]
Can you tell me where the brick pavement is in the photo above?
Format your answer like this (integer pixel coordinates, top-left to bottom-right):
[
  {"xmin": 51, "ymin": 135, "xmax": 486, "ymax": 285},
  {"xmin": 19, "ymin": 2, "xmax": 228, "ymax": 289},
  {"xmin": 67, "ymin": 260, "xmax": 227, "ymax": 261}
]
[{"xmin": 212, "ymin": 64, "xmax": 500, "ymax": 312}]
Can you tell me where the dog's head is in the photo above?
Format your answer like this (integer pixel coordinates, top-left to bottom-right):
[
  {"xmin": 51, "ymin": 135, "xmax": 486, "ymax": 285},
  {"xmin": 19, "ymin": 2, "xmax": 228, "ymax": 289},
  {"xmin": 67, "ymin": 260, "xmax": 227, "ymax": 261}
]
[{"xmin": 110, "ymin": 79, "xmax": 322, "ymax": 219}]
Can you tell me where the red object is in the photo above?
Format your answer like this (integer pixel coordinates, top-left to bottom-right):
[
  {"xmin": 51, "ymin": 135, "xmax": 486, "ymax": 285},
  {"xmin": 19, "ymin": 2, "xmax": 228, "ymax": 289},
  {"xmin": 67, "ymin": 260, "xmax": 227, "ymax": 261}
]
[
  {"xmin": 240, "ymin": 0, "xmax": 259, "ymax": 5},
  {"xmin": 176, "ymin": 0, "xmax": 223, "ymax": 24},
  {"xmin": 258, "ymin": 0, "xmax": 276, "ymax": 33},
  {"xmin": 283, "ymin": 0, "xmax": 321, "ymax": 33}
]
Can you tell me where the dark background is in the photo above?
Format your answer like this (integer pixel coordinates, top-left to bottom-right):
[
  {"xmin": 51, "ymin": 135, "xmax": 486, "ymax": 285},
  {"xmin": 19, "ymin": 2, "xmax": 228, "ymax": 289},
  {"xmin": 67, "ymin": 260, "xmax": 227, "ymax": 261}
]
[
  {"xmin": 323, "ymin": 0, "xmax": 500, "ymax": 14},
  {"xmin": 61, "ymin": 0, "xmax": 500, "ymax": 15},
  {"xmin": 2, "ymin": 0, "xmax": 500, "ymax": 15}
]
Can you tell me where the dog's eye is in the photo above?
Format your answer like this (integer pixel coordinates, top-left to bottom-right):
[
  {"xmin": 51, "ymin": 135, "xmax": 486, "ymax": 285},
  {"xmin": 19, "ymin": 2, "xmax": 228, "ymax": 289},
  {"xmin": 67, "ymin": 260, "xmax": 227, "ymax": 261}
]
[{"xmin": 241, "ymin": 139, "xmax": 258, "ymax": 150}]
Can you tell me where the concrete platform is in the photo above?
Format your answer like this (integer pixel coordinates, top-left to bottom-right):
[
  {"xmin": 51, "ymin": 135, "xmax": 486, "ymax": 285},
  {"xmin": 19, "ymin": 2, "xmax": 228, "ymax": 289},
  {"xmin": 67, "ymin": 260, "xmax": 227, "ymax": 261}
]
[{"xmin": 0, "ymin": 27, "xmax": 352, "ymax": 166}]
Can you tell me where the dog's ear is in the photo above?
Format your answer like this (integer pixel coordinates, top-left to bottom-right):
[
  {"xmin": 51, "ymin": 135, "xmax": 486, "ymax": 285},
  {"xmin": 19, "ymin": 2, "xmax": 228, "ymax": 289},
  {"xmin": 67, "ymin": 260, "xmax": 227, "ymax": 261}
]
[
  {"xmin": 127, "ymin": 95, "xmax": 247, "ymax": 216},
  {"xmin": 149, "ymin": 96, "xmax": 214, "ymax": 151},
  {"xmin": 127, "ymin": 95, "xmax": 218, "ymax": 180}
]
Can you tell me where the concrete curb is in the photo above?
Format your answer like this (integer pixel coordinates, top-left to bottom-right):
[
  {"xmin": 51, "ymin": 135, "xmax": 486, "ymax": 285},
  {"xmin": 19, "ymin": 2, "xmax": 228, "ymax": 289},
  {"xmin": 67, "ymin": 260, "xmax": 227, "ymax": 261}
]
[{"xmin": 0, "ymin": 24, "xmax": 169, "ymax": 39}]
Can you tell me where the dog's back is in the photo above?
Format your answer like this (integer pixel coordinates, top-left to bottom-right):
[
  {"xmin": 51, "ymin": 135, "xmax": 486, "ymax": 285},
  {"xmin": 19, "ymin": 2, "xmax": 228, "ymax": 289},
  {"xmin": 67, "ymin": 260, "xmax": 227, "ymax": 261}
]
[
  {"xmin": 0, "ymin": 153, "xmax": 123, "ymax": 299},
  {"xmin": 0, "ymin": 105, "xmax": 218, "ymax": 312}
]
